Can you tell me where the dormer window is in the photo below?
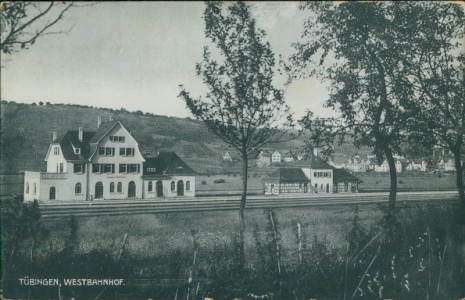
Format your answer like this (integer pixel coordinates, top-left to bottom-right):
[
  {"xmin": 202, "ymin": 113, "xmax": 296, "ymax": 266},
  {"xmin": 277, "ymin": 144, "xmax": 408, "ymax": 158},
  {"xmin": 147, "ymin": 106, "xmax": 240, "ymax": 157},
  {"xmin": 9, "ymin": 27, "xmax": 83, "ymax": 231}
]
[{"xmin": 110, "ymin": 136, "xmax": 125, "ymax": 142}]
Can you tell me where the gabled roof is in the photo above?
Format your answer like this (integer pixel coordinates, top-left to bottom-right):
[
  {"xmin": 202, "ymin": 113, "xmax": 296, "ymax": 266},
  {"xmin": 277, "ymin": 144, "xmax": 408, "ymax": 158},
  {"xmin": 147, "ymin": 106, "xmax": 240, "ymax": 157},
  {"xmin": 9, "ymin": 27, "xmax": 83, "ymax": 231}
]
[
  {"xmin": 266, "ymin": 167, "xmax": 310, "ymax": 182},
  {"xmin": 89, "ymin": 120, "xmax": 119, "ymax": 143},
  {"xmin": 56, "ymin": 130, "xmax": 95, "ymax": 161},
  {"xmin": 143, "ymin": 151, "xmax": 196, "ymax": 176},
  {"xmin": 292, "ymin": 154, "xmax": 333, "ymax": 169},
  {"xmin": 333, "ymin": 168, "xmax": 361, "ymax": 183}
]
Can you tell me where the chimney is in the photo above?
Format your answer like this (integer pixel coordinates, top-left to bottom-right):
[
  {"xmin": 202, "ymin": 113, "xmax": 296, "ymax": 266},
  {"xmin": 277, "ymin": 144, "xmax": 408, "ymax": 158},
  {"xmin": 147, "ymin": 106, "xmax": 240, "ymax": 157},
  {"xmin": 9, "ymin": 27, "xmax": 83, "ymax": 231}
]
[
  {"xmin": 97, "ymin": 116, "xmax": 101, "ymax": 128},
  {"xmin": 78, "ymin": 127, "xmax": 83, "ymax": 142},
  {"xmin": 313, "ymin": 147, "xmax": 318, "ymax": 157},
  {"xmin": 52, "ymin": 132, "xmax": 57, "ymax": 142},
  {"xmin": 109, "ymin": 116, "xmax": 113, "ymax": 122}
]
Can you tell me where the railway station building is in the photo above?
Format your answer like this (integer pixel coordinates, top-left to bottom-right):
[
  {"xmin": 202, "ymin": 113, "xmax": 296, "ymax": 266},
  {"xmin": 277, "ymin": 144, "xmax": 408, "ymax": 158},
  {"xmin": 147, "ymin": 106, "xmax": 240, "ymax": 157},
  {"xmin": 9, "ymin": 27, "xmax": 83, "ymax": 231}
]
[
  {"xmin": 142, "ymin": 151, "xmax": 196, "ymax": 198},
  {"xmin": 23, "ymin": 118, "xmax": 196, "ymax": 201},
  {"xmin": 263, "ymin": 155, "xmax": 360, "ymax": 195}
]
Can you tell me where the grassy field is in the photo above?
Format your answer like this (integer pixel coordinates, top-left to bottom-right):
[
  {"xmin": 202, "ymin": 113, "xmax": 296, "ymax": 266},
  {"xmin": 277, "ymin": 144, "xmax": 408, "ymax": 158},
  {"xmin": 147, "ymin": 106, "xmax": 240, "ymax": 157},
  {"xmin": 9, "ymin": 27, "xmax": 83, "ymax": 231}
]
[
  {"xmin": 4, "ymin": 196, "xmax": 462, "ymax": 299},
  {"xmin": 357, "ymin": 172, "xmax": 457, "ymax": 191},
  {"xmin": 39, "ymin": 204, "xmax": 378, "ymax": 259}
]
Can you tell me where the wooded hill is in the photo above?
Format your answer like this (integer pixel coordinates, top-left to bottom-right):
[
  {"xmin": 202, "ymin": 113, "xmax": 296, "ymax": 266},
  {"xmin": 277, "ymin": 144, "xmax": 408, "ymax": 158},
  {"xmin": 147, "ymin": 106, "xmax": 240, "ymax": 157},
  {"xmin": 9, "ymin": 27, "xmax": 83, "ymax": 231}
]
[{"xmin": 0, "ymin": 101, "xmax": 308, "ymax": 174}]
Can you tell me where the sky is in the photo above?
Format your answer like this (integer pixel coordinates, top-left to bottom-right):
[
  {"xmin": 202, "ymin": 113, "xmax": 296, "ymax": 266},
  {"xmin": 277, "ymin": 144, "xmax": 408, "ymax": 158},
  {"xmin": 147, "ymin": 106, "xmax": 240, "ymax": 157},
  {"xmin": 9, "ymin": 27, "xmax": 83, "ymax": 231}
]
[{"xmin": 1, "ymin": 2, "xmax": 332, "ymax": 120}]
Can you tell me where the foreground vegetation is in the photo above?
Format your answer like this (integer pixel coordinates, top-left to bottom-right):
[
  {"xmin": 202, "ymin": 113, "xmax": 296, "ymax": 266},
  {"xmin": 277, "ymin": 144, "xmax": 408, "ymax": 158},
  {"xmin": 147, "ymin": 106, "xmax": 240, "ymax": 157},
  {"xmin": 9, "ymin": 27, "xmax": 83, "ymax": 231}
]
[{"xmin": 2, "ymin": 195, "xmax": 463, "ymax": 299}]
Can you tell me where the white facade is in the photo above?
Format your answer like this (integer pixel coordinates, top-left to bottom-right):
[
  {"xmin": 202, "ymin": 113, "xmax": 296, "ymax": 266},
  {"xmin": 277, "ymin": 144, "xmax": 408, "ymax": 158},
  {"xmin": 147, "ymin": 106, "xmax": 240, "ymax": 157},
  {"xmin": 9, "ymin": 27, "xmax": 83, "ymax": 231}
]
[
  {"xmin": 222, "ymin": 152, "xmax": 232, "ymax": 162},
  {"xmin": 143, "ymin": 176, "xmax": 196, "ymax": 198},
  {"xmin": 406, "ymin": 161, "xmax": 428, "ymax": 172},
  {"xmin": 375, "ymin": 160, "xmax": 389, "ymax": 172},
  {"xmin": 271, "ymin": 151, "xmax": 281, "ymax": 163},
  {"xmin": 444, "ymin": 159, "xmax": 456, "ymax": 171},
  {"xmin": 256, "ymin": 151, "xmax": 271, "ymax": 167},
  {"xmin": 24, "ymin": 121, "xmax": 150, "ymax": 201},
  {"xmin": 301, "ymin": 167, "xmax": 333, "ymax": 194}
]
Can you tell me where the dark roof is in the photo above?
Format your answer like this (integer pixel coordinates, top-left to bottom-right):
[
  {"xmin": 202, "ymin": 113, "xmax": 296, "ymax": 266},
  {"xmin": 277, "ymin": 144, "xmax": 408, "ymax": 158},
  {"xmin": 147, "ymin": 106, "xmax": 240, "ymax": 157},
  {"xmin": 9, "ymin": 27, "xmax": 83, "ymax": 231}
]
[
  {"xmin": 56, "ymin": 130, "xmax": 95, "ymax": 161},
  {"xmin": 292, "ymin": 155, "xmax": 333, "ymax": 169},
  {"xmin": 266, "ymin": 168, "xmax": 310, "ymax": 182},
  {"xmin": 89, "ymin": 120, "xmax": 119, "ymax": 143},
  {"xmin": 333, "ymin": 168, "xmax": 360, "ymax": 183},
  {"xmin": 143, "ymin": 152, "xmax": 196, "ymax": 176}
]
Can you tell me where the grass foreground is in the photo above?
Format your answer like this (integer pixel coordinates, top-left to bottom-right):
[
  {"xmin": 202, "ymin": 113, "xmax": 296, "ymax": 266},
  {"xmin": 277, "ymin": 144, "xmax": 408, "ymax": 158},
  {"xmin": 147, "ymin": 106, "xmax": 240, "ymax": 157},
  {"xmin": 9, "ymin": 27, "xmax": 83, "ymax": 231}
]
[{"xmin": 2, "ymin": 198, "xmax": 464, "ymax": 299}]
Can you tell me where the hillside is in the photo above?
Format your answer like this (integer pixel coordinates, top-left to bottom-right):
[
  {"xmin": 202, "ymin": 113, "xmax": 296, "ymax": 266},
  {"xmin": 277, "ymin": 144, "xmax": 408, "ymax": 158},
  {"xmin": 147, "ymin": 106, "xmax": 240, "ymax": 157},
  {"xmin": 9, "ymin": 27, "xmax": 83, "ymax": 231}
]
[{"xmin": 0, "ymin": 101, "xmax": 308, "ymax": 174}]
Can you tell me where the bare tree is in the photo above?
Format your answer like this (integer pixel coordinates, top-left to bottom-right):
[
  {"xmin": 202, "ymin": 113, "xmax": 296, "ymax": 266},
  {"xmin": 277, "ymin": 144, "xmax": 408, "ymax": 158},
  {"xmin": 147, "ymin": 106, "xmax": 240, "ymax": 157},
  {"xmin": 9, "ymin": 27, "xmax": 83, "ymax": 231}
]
[
  {"xmin": 1, "ymin": 2, "xmax": 75, "ymax": 55},
  {"xmin": 179, "ymin": 2, "xmax": 294, "ymax": 266}
]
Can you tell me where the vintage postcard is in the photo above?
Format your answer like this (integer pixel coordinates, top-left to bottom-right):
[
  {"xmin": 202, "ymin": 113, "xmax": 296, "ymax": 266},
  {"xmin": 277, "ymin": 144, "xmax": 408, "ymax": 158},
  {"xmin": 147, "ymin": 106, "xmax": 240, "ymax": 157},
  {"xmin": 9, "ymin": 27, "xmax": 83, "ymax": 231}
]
[{"xmin": 1, "ymin": 2, "xmax": 464, "ymax": 299}]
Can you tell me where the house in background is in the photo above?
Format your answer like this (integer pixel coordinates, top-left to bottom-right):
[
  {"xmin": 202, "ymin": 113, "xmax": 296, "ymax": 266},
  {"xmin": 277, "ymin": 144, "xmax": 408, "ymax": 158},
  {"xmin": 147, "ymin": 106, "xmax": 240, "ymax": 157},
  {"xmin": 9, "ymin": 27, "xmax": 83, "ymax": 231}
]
[
  {"xmin": 142, "ymin": 151, "xmax": 196, "ymax": 198},
  {"xmin": 271, "ymin": 151, "xmax": 282, "ymax": 164},
  {"xmin": 283, "ymin": 152, "xmax": 295, "ymax": 163},
  {"xmin": 438, "ymin": 158, "xmax": 456, "ymax": 171},
  {"xmin": 255, "ymin": 151, "xmax": 271, "ymax": 167},
  {"xmin": 373, "ymin": 159, "xmax": 403, "ymax": 173},
  {"xmin": 222, "ymin": 151, "xmax": 232, "ymax": 162},
  {"xmin": 405, "ymin": 160, "xmax": 428, "ymax": 172}
]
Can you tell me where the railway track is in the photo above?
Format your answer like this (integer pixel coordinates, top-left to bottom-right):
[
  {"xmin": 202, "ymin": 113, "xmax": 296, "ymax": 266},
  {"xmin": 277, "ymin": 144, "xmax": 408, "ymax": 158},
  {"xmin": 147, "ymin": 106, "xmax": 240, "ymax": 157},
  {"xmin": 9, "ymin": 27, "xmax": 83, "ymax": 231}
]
[{"xmin": 39, "ymin": 191, "xmax": 459, "ymax": 218}]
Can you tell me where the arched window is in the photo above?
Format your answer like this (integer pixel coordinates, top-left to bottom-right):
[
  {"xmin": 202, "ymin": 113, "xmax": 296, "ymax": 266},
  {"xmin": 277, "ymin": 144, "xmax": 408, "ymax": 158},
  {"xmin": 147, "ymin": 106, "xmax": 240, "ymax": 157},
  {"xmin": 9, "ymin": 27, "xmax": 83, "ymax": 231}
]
[
  {"xmin": 171, "ymin": 181, "xmax": 175, "ymax": 192},
  {"xmin": 186, "ymin": 181, "xmax": 190, "ymax": 191},
  {"xmin": 110, "ymin": 182, "xmax": 115, "ymax": 193},
  {"xmin": 117, "ymin": 182, "xmax": 122, "ymax": 193},
  {"xmin": 33, "ymin": 183, "xmax": 37, "ymax": 195},
  {"xmin": 75, "ymin": 183, "xmax": 82, "ymax": 194},
  {"xmin": 148, "ymin": 181, "xmax": 153, "ymax": 192},
  {"xmin": 26, "ymin": 182, "xmax": 29, "ymax": 194}
]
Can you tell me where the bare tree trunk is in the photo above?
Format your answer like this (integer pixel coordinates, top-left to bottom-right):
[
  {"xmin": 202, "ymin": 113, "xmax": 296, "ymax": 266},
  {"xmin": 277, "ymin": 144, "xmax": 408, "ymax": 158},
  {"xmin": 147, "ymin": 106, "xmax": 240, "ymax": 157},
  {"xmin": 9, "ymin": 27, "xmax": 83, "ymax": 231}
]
[
  {"xmin": 383, "ymin": 145, "xmax": 400, "ymax": 268},
  {"xmin": 239, "ymin": 152, "xmax": 249, "ymax": 269},
  {"xmin": 384, "ymin": 146, "xmax": 397, "ymax": 216},
  {"xmin": 451, "ymin": 143, "xmax": 465, "ymax": 297},
  {"xmin": 452, "ymin": 145, "xmax": 465, "ymax": 218}
]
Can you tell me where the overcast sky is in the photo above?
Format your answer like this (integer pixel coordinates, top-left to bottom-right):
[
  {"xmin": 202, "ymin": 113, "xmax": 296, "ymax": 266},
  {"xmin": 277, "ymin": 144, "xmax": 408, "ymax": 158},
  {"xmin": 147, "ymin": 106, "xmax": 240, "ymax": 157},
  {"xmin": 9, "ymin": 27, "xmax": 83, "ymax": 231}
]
[{"xmin": 1, "ymin": 2, "xmax": 332, "ymax": 120}]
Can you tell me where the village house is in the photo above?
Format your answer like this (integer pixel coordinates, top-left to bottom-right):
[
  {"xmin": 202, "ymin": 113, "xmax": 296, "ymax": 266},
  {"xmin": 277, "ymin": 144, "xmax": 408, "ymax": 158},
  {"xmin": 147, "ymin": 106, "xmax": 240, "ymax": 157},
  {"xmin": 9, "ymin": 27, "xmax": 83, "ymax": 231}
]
[
  {"xmin": 437, "ymin": 158, "xmax": 456, "ymax": 172},
  {"xmin": 23, "ymin": 118, "xmax": 196, "ymax": 201},
  {"xmin": 222, "ymin": 151, "xmax": 232, "ymax": 162},
  {"xmin": 263, "ymin": 154, "xmax": 360, "ymax": 195},
  {"xmin": 283, "ymin": 152, "xmax": 295, "ymax": 163},
  {"xmin": 405, "ymin": 160, "xmax": 428, "ymax": 172},
  {"xmin": 255, "ymin": 151, "xmax": 271, "ymax": 168},
  {"xmin": 271, "ymin": 151, "xmax": 282, "ymax": 164}
]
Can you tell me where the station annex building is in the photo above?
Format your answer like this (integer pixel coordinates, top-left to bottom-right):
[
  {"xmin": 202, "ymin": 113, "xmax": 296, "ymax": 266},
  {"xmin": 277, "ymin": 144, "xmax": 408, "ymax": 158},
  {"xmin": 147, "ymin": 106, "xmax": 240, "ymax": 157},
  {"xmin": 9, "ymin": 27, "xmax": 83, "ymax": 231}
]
[
  {"xmin": 24, "ymin": 119, "xmax": 196, "ymax": 201},
  {"xmin": 263, "ymin": 155, "xmax": 360, "ymax": 195}
]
